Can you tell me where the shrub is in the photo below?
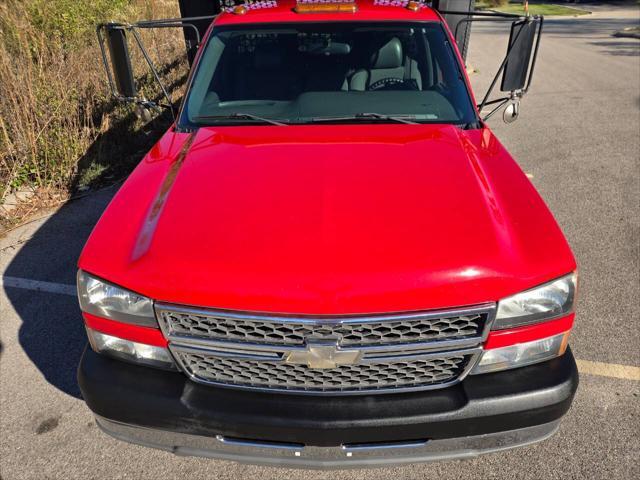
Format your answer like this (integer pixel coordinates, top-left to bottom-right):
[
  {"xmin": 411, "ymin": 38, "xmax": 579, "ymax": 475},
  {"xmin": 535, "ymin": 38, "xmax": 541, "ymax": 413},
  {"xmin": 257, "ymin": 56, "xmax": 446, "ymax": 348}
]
[
  {"xmin": 0, "ymin": 0, "xmax": 187, "ymax": 220},
  {"xmin": 486, "ymin": 0, "xmax": 510, "ymax": 7}
]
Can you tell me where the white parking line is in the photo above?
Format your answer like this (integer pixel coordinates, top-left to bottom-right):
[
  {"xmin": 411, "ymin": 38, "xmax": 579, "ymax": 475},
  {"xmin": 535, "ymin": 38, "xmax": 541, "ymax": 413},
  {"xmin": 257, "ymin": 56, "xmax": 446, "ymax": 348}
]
[
  {"xmin": 1, "ymin": 275, "xmax": 77, "ymax": 296},
  {"xmin": 2, "ymin": 275, "xmax": 640, "ymax": 382},
  {"xmin": 575, "ymin": 360, "xmax": 640, "ymax": 381}
]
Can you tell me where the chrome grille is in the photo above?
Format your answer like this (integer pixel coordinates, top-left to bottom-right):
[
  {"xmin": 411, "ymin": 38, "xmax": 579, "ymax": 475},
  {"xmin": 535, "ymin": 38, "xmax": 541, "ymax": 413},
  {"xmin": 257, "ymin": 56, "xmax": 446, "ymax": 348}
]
[
  {"xmin": 157, "ymin": 308, "xmax": 487, "ymax": 346},
  {"xmin": 158, "ymin": 303, "xmax": 495, "ymax": 395},
  {"xmin": 173, "ymin": 350, "xmax": 471, "ymax": 393}
]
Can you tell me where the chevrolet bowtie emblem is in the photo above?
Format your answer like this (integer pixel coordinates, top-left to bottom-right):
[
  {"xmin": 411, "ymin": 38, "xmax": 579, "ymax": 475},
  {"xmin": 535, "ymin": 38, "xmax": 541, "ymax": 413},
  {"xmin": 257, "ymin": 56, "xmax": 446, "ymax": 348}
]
[{"xmin": 285, "ymin": 342, "xmax": 362, "ymax": 369}]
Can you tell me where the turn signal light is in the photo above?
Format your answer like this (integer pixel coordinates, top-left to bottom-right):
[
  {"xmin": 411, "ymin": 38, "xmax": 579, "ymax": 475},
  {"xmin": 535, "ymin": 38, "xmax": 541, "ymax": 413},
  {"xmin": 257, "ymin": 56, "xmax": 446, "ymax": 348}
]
[
  {"xmin": 472, "ymin": 330, "xmax": 570, "ymax": 374},
  {"xmin": 86, "ymin": 327, "xmax": 176, "ymax": 370},
  {"xmin": 83, "ymin": 313, "xmax": 175, "ymax": 369},
  {"xmin": 472, "ymin": 314, "xmax": 574, "ymax": 374}
]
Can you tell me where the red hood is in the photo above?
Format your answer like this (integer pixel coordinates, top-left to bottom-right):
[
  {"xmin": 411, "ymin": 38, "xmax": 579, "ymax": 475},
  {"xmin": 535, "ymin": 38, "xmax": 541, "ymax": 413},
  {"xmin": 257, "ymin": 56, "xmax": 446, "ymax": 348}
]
[{"xmin": 79, "ymin": 124, "xmax": 576, "ymax": 314}]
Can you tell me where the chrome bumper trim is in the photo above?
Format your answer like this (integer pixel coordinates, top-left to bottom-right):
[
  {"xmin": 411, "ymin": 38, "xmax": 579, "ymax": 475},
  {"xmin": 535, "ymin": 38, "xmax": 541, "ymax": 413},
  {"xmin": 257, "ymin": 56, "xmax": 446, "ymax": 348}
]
[{"xmin": 95, "ymin": 416, "xmax": 560, "ymax": 469}]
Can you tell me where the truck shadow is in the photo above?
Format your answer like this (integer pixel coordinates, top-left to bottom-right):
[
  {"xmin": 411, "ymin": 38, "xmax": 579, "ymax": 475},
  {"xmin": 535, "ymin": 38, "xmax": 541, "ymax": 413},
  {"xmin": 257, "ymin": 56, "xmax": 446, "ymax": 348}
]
[
  {"xmin": 2, "ymin": 57, "xmax": 187, "ymax": 397},
  {"xmin": 2, "ymin": 92, "xmax": 177, "ymax": 398},
  {"xmin": 3, "ymin": 187, "xmax": 118, "ymax": 398}
]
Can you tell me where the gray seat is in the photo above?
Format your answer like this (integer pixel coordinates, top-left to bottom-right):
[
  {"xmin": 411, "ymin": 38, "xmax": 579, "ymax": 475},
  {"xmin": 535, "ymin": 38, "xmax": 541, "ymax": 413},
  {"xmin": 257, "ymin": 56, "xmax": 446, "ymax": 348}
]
[{"xmin": 349, "ymin": 37, "xmax": 422, "ymax": 91}]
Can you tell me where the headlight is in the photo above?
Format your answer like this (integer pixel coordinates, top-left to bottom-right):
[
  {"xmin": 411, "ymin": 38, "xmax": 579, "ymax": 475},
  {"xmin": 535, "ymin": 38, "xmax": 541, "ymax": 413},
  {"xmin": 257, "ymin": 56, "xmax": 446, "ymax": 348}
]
[
  {"xmin": 471, "ymin": 272, "xmax": 577, "ymax": 375},
  {"xmin": 493, "ymin": 273, "xmax": 577, "ymax": 330},
  {"xmin": 78, "ymin": 270, "xmax": 174, "ymax": 369},
  {"xmin": 77, "ymin": 270, "xmax": 156, "ymax": 327}
]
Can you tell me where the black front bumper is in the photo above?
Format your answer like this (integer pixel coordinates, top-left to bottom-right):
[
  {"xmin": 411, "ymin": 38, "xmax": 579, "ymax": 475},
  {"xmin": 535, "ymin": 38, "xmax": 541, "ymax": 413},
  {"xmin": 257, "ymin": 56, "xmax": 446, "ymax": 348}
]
[{"xmin": 78, "ymin": 346, "xmax": 578, "ymax": 451}]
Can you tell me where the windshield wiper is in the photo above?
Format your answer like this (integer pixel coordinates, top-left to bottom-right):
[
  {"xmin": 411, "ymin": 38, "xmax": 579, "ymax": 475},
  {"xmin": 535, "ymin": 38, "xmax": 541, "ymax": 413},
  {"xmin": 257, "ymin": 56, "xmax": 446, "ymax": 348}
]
[
  {"xmin": 455, "ymin": 121, "xmax": 483, "ymax": 130},
  {"xmin": 193, "ymin": 113, "xmax": 288, "ymax": 126},
  {"xmin": 310, "ymin": 113, "xmax": 417, "ymax": 125}
]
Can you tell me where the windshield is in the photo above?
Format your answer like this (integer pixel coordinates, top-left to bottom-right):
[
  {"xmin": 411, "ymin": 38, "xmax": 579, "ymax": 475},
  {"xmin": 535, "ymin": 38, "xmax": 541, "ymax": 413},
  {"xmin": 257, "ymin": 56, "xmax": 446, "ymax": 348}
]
[{"xmin": 180, "ymin": 22, "xmax": 477, "ymax": 126}]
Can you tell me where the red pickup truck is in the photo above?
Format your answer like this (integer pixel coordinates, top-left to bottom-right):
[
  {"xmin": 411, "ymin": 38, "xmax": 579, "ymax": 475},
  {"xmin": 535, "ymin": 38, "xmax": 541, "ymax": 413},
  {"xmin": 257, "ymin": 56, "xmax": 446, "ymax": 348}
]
[{"xmin": 78, "ymin": 0, "xmax": 578, "ymax": 468}]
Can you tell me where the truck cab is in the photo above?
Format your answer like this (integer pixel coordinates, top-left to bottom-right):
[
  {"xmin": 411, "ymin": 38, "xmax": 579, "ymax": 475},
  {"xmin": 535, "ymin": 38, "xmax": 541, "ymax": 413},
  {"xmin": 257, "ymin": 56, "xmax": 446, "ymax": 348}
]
[{"xmin": 78, "ymin": 0, "xmax": 578, "ymax": 468}]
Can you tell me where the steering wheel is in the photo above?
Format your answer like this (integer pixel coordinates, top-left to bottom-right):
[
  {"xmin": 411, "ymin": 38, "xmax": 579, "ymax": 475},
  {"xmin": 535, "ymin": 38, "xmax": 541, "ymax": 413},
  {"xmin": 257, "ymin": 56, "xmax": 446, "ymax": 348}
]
[{"xmin": 368, "ymin": 77, "xmax": 406, "ymax": 91}]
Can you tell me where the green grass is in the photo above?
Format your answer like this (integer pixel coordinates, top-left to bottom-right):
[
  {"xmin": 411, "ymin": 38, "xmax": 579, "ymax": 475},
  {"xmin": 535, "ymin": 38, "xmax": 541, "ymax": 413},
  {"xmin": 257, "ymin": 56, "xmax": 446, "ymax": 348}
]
[{"xmin": 476, "ymin": 1, "xmax": 591, "ymax": 16}]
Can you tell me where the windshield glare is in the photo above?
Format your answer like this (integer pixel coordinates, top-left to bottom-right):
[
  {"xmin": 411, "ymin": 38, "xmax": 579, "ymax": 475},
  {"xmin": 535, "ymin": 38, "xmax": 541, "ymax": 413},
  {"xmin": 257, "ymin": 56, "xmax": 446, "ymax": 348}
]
[{"xmin": 182, "ymin": 22, "xmax": 477, "ymax": 126}]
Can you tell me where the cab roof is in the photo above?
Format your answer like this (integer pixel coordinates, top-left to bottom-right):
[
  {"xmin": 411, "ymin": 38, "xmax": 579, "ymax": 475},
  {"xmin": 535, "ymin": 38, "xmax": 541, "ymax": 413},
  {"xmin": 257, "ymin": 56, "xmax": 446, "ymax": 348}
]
[{"xmin": 214, "ymin": 0, "xmax": 442, "ymax": 26}]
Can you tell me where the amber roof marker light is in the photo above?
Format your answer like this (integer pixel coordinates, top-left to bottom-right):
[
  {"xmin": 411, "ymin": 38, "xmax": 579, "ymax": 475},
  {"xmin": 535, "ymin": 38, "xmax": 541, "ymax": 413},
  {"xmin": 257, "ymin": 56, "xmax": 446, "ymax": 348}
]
[
  {"xmin": 233, "ymin": 4, "xmax": 249, "ymax": 15},
  {"xmin": 294, "ymin": 0, "xmax": 358, "ymax": 14},
  {"xmin": 407, "ymin": 1, "xmax": 421, "ymax": 12}
]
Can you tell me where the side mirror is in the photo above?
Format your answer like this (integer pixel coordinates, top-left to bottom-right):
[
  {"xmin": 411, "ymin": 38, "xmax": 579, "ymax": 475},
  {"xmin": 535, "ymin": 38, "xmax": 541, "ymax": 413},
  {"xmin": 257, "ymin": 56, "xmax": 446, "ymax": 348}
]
[
  {"xmin": 98, "ymin": 21, "xmax": 184, "ymax": 120},
  {"xmin": 503, "ymin": 100, "xmax": 520, "ymax": 123},
  {"xmin": 103, "ymin": 25, "xmax": 137, "ymax": 99},
  {"xmin": 501, "ymin": 19, "xmax": 537, "ymax": 92}
]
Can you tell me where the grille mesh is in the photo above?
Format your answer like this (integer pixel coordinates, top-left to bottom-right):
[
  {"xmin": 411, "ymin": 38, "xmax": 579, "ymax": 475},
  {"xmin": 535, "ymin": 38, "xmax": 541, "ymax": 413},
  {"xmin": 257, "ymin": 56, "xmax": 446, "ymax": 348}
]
[
  {"xmin": 159, "ymin": 304, "xmax": 492, "ymax": 394},
  {"xmin": 158, "ymin": 310, "xmax": 485, "ymax": 346},
  {"xmin": 175, "ymin": 351, "xmax": 470, "ymax": 392}
]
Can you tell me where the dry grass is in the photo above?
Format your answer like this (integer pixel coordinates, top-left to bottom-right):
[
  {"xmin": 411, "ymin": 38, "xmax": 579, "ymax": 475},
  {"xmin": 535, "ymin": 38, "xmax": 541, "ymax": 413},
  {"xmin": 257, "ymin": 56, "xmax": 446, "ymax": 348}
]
[
  {"xmin": 484, "ymin": 0, "xmax": 510, "ymax": 7},
  {"xmin": 0, "ymin": 0, "xmax": 188, "ymax": 230}
]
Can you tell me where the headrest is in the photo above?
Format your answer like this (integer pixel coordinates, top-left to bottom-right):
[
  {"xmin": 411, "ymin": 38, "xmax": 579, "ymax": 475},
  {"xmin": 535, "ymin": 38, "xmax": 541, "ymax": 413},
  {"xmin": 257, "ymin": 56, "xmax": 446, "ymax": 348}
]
[{"xmin": 371, "ymin": 37, "xmax": 403, "ymax": 69}]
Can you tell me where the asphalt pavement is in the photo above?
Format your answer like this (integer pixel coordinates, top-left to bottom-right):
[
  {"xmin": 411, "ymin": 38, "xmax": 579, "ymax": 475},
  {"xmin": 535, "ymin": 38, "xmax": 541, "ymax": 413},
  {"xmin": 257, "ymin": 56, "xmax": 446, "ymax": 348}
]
[{"xmin": 1, "ymin": 5, "xmax": 639, "ymax": 480}]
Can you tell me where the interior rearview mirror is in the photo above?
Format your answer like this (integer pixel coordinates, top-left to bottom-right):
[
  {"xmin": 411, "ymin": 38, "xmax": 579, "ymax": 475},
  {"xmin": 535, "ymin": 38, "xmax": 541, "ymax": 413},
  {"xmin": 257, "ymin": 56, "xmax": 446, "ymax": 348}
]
[
  {"xmin": 105, "ymin": 26, "xmax": 137, "ymax": 99},
  {"xmin": 501, "ymin": 19, "xmax": 537, "ymax": 92},
  {"xmin": 307, "ymin": 41, "xmax": 352, "ymax": 56}
]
